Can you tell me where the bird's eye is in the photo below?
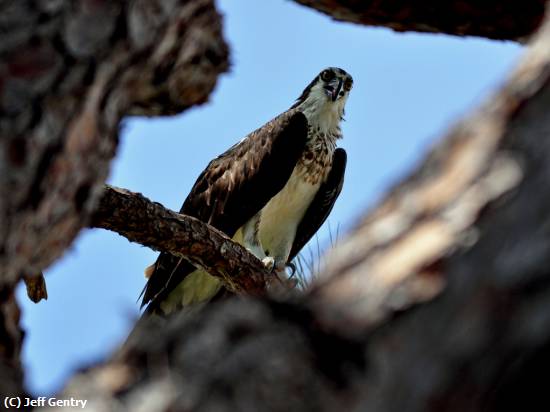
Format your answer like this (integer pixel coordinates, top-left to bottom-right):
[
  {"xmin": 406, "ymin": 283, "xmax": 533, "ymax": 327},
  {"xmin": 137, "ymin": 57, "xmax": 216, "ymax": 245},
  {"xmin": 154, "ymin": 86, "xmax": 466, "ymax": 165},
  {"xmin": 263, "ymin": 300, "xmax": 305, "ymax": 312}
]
[
  {"xmin": 343, "ymin": 80, "xmax": 353, "ymax": 91},
  {"xmin": 321, "ymin": 70, "xmax": 333, "ymax": 82}
]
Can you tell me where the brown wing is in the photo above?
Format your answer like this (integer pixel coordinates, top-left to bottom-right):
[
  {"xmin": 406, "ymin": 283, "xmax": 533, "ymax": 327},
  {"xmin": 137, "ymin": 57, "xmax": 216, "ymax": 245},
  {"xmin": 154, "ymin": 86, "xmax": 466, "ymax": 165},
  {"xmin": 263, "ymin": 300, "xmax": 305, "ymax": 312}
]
[
  {"xmin": 142, "ymin": 110, "xmax": 309, "ymax": 311},
  {"xmin": 288, "ymin": 148, "xmax": 346, "ymax": 263}
]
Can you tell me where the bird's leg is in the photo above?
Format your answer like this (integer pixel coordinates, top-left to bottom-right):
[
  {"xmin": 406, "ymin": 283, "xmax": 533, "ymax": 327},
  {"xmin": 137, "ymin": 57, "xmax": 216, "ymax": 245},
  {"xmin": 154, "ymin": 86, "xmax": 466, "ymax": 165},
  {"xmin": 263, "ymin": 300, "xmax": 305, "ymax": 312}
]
[
  {"xmin": 266, "ymin": 257, "xmax": 298, "ymax": 294},
  {"xmin": 241, "ymin": 211, "xmax": 275, "ymax": 270}
]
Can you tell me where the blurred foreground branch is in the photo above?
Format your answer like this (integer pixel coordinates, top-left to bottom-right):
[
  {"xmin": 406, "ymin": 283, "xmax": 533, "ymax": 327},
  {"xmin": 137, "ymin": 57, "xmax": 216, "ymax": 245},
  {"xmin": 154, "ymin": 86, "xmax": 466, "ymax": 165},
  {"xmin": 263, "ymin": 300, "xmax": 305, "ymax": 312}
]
[
  {"xmin": 295, "ymin": 0, "xmax": 546, "ymax": 40},
  {"xmin": 3, "ymin": 0, "xmax": 550, "ymax": 410},
  {"xmin": 50, "ymin": 8, "xmax": 550, "ymax": 412},
  {"xmin": 0, "ymin": 0, "xmax": 228, "ymax": 399}
]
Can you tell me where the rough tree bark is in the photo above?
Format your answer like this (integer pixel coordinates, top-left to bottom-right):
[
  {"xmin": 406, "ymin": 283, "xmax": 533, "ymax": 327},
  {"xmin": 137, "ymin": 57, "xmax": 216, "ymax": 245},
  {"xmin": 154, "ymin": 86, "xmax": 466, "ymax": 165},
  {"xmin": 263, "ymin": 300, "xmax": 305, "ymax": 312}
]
[
  {"xmin": 0, "ymin": 0, "xmax": 228, "ymax": 401},
  {"xmin": 3, "ymin": 0, "xmax": 550, "ymax": 411},
  {"xmin": 0, "ymin": 0, "xmax": 228, "ymax": 290},
  {"xmin": 294, "ymin": 0, "xmax": 547, "ymax": 41},
  {"xmin": 89, "ymin": 185, "xmax": 270, "ymax": 295}
]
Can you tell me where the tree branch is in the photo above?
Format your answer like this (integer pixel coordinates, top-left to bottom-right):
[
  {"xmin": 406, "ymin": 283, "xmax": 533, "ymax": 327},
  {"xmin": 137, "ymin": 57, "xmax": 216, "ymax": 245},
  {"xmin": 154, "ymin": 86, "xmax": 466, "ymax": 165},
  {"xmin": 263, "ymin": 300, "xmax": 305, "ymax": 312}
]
[
  {"xmin": 50, "ymin": 9, "xmax": 550, "ymax": 412},
  {"xmin": 0, "ymin": 0, "xmax": 228, "ymax": 397},
  {"xmin": 90, "ymin": 185, "xmax": 269, "ymax": 296},
  {"xmin": 5, "ymin": 0, "xmax": 550, "ymax": 409},
  {"xmin": 0, "ymin": 0, "xmax": 228, "ymax": 289},
  {"xmin": 295, "ymin": 0, "xmax": 546, "ymax": 40},
  {"xmin": 303, "ymin": 13, "xmax": 550, "ymax": 411},
  {"xmin": 310, "ymin": 11, "xmax": 550, "ymax": 334}
]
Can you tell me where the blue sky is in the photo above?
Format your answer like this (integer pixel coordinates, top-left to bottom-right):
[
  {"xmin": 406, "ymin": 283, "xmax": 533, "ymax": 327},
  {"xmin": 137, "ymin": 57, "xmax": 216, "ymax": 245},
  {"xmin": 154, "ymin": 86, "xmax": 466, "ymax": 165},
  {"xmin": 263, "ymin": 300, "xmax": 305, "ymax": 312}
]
[{"xmin": 17, "ymin": 0, "xmax": 522, "ymax": 395}]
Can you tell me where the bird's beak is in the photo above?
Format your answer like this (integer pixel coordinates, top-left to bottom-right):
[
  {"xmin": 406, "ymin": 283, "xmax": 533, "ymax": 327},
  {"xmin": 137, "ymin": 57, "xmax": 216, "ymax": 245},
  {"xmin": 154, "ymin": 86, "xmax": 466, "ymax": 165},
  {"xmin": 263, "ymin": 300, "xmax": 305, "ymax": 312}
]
[{"xmin": 324, "ymin": 79, "xmax": 343, "ymax": 101}]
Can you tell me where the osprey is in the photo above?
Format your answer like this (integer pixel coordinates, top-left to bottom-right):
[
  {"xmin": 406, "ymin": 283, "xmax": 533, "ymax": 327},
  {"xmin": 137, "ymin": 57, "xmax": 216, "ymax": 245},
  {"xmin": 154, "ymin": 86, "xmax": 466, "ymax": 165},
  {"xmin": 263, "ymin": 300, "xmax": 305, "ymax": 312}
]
[{"xmin": 142, "ymin": 67, "xmax": 353, "ymax": 315}]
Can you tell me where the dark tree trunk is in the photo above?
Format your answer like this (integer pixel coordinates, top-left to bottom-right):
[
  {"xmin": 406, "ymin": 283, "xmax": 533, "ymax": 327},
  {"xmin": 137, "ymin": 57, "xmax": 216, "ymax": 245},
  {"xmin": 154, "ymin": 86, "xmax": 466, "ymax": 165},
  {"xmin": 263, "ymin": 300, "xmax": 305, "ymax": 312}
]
[
  {"xmin": 2, "ymin": 1, "xmax": 550, "ymax": 411},
  {"xmin": 0, "ymin": 0, "xmax": 228, "ymax": 400}
]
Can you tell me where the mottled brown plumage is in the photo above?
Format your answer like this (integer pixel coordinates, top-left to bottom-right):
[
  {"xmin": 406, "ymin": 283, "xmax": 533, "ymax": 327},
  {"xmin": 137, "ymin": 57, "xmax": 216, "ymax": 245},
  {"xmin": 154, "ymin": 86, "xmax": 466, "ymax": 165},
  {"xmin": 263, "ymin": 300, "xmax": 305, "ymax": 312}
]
[
  {"xmin": 142, "ymin": 67, "xmax": 352, "ymax": 314},
  {"xmin": 142, "ymin": 110, "xmax": 308, "ymax": 308}
]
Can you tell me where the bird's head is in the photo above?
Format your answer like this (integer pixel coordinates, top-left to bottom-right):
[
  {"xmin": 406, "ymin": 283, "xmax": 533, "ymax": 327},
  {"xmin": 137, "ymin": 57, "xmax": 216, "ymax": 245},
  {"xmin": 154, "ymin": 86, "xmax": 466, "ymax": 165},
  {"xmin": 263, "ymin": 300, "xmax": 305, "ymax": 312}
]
[{"xmin": 292, "ymin": 67, "xmax": 353, "ymax": 124}]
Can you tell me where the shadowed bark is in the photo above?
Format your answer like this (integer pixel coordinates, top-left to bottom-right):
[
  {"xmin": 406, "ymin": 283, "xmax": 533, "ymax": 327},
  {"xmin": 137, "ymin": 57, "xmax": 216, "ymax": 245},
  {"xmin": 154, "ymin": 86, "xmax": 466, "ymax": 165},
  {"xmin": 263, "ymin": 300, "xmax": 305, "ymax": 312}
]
[
  {"xmin": 47, "ymin": 7, "xmax": 550, "ymax": 412},
  {"xmin": 3, "ymin": 0, "xmax": 550, "ymax": 410},
  {"xmin": 310, "ymin": 15, "xmax": 550, "ymax": 411},
  {"xmin": 295, "ymin": 0, "xmax": 546, "ymax": 40},
  {"xmin": 0, "ymin": 0, "xmax": 228, "ymax": 290},
  {"xmin": 0, "ymin": 0, "xmax": 228, "ymax": 400}
]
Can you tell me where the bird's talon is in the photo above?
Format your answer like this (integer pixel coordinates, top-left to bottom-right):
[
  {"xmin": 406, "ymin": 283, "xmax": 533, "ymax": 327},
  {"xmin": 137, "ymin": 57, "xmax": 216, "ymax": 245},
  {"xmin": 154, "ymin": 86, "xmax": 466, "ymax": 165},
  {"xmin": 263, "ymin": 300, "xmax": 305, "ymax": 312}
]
[{"xmin": 262, "ymin": 256, "xmax": 275, "ymax": 270}]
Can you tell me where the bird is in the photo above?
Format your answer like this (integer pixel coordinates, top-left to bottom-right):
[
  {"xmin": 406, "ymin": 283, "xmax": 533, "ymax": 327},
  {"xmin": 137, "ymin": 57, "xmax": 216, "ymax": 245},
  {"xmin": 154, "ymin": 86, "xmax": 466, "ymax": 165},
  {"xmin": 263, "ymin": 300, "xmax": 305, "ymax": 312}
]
[{"xmin": 141, "ymin": 67, "xmax": 353, "ymax": 315}]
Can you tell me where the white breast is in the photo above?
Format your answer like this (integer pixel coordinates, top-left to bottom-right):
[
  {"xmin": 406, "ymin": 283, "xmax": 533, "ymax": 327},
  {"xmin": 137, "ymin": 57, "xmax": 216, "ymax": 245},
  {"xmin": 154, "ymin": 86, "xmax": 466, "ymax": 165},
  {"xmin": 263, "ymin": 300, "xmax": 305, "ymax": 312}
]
[{"xmin": 258, "ymin": 166, "xmax": 321, "ymax": 263}]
